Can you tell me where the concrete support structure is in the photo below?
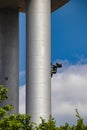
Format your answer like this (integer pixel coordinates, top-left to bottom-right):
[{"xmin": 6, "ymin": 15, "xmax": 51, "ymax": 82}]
[
  {"xmin": 0, "ymin": 9, "xmax": 19, "ymax": 114},
  {"xmin": 0, "ymin": 0, "xmax": 69, "ymax": 123},
  {"xmin": 26, "ymin": 0, "xmax": 51, "ymax": 123}
]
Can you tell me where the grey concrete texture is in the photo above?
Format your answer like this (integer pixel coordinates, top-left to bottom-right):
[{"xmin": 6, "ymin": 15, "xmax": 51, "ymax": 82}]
[
  {"xmin": 0, "ymin": 9, "xmax": 19, "ymax": 114},
  {"xmin": 26, "ymin": 0, "xmax": 51, "ymax": 123}
]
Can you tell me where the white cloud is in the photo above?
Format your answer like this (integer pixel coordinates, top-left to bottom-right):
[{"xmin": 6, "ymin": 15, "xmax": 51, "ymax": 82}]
[
  {"xmin": 19, "ymin": 62, "xmax": 87, "ymax": 125},
  {"xmin": 19, "ymin": 85, "xmax": 26, "ymax": 114},
  {"xmin": 52, "ymin": 62, "xmax": 87, "ymax": 125}
]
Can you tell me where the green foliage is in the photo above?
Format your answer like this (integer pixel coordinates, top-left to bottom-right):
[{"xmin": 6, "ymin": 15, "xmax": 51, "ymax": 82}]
[
  {"xmin": 36, "ymin": 116, "xmax": 58, "ymax": 130},
  {"xmin": 0, "ymin": 84, "xmax": 35, "ymax": 130},
  {"xmin": 0, "ymin": 84, "xmax": 8, "ymax": 102},
  {"xmin": 0, "ymin": 85, "xmax": 13, "ymax": 119},
  {"xmin": 35, "ymin": 109, "xmax": 87, "ymax": 130},
  {"xmin": 0, "ymin": 114, "xmax": 35, "ymax": 130},
  {"xmin": 0, "ymin": 84, "xmax": 87, "ymax": 130}
]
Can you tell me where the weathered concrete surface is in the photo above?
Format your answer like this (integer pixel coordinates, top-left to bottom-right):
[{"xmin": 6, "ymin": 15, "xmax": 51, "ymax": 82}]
[{"xmin": 0, "ymin": 9, "xmax": 19, "ymax": 114}]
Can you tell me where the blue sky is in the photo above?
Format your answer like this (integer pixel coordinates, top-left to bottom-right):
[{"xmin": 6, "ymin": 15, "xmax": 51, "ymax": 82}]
[
  {"xmin": 19, "ymin": 0, "xmax": 87, "ymax": 126},
  {"xmin": 51, "ymin": 0, "xmax": 87, "ymax": 63},
  {"xmin": 19, "ymin": 0, "xmax": 87, "ymax": 72}
]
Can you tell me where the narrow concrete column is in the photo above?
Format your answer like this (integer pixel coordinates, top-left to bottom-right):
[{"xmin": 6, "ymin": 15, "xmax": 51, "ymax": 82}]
[
  {"xmin": 0, "ymin": 9, "xmax": 19, "ymax": 114},
  {"xmin": 26, "ymin": 0, "xmax": 51, "ymax": 123}
]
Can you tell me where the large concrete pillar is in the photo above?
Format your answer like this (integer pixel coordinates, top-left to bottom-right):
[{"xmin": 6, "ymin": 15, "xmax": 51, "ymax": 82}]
[
  {"xmin": 0, "ymin": 9, "xmax": 19, "ymax": 114},
  {"xmin": 26, "ymin": 0, "xmax": 51, "ymax": 123}
]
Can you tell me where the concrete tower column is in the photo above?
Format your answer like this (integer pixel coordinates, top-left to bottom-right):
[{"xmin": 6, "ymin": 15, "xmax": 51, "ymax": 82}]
[
  {"xmin": 0, "ymin": 9, "xmax": 19, "ymax": 114},
  {"xmin": 26, "ymin": 0, "xmax": 51, "ymax": 123}
]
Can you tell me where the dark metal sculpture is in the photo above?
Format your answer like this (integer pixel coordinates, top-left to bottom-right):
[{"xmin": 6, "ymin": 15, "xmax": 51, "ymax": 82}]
[{"xmin": 51, "ymin": 62, "xmax": 62, "ymax": 77}]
